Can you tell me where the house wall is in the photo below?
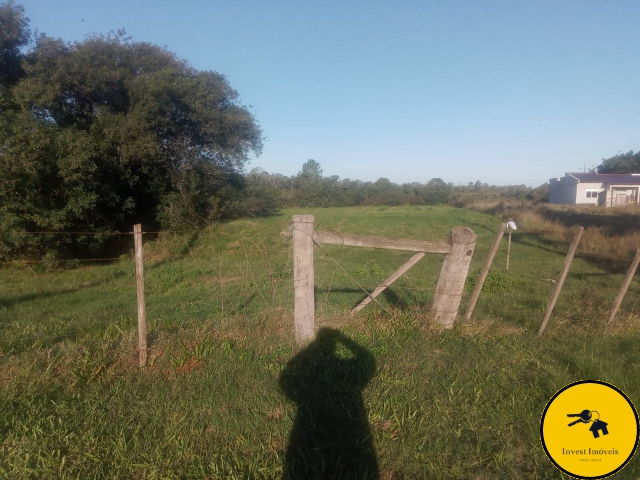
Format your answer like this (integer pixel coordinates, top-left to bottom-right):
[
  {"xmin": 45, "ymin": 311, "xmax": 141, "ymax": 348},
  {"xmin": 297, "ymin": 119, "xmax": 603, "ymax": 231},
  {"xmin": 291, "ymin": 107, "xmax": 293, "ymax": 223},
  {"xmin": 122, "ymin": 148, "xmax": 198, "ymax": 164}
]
[
  {"xmin": 575, "ymin": 182, "xmax": 601, "ymax": 205},
  {"xmin": 602, "ymin": 186, "xmax": 639, "ymax": 207},
  {"xmin": 549, "ymin": 176, "xmax": 578, "ymax": 205}
]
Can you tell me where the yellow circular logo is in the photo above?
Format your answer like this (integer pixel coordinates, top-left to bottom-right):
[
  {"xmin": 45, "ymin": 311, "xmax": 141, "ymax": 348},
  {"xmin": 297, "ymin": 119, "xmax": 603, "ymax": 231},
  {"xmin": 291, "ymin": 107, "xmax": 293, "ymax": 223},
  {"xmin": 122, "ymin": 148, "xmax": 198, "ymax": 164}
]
[{"xmin": 541, "ymin": 380, "xmax": 639, "ymax": 479}]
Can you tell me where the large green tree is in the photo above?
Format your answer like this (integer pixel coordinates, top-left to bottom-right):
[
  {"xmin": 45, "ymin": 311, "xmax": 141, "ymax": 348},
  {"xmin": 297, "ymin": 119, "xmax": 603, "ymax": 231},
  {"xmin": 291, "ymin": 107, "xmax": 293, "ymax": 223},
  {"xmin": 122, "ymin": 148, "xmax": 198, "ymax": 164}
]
[
  {"xmin": 596, "ymin": 151, "xmax": 640, "ymax": 174},
  {"xmin": 0, "ymin": 4, "xmax": 262, "ymax": 259},
  {"xmin": 0, "ymin": 0, "xmax": 29, "ymax": 89}
]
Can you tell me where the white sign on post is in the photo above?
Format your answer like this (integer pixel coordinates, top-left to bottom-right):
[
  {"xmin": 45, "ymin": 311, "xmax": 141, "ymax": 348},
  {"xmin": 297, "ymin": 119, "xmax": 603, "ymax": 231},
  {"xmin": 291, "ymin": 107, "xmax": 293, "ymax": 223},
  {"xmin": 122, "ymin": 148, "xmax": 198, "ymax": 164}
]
[{"xmin": 506, "ymin": 221, "xmax": 516, "ymax": 271}]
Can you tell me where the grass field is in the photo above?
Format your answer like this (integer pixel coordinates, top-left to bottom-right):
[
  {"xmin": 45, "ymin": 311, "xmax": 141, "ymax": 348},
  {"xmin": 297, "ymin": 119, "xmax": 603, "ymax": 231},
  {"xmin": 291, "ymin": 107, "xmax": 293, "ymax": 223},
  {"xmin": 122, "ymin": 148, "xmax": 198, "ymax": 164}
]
[{"xmin": 1, "ymin": 206, "xmax": 640, "ymax": 478}]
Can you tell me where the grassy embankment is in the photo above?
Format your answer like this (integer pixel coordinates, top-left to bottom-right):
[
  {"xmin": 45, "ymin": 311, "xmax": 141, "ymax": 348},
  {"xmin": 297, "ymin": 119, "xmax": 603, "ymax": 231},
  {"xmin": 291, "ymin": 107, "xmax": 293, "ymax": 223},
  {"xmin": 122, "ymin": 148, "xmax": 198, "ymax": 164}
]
[{"xmin": 1, "ymin": 205, "xmax": 640, "ymax": 478}]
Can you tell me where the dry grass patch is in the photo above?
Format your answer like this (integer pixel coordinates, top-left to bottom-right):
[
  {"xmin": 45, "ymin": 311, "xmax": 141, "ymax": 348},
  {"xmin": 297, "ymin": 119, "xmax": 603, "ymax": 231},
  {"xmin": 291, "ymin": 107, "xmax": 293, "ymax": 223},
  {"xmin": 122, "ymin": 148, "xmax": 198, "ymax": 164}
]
[{"xmin": 460, "ymin": 318, "xmax": 526, "ymax": 337}]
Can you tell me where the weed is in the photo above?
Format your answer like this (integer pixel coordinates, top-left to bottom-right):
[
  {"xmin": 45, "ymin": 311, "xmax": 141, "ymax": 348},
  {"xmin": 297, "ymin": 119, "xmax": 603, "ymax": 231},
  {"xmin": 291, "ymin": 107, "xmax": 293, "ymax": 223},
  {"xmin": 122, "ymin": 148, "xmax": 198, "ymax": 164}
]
[{"xmin": 465, "ymin": 268, "xmax": 515, "ymax": 293}]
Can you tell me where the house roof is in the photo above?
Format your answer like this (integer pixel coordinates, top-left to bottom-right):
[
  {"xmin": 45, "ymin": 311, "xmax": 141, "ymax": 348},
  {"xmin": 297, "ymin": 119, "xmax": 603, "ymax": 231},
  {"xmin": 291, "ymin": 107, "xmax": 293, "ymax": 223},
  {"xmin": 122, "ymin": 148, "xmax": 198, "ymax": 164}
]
[{"xmin": 567, "ymin": 172, "xmax": 640, "ymax": 185}]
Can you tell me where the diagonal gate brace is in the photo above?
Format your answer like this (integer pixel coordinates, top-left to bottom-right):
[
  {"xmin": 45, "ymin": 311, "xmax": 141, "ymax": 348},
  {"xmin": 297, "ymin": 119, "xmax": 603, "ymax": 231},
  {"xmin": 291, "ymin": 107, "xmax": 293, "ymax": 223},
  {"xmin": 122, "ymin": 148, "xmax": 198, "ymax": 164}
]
[{"xmin": 350, "ymin": 252, "xmax": 426, "ymax": 314}]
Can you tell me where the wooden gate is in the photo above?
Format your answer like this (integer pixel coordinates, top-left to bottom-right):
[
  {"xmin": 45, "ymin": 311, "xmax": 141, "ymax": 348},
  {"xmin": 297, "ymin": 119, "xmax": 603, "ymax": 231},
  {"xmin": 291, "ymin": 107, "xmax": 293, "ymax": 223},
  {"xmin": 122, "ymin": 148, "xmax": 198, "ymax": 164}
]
[{"xmin": 292, "ymin": 214, "xmax": 476, "ymax": 345}]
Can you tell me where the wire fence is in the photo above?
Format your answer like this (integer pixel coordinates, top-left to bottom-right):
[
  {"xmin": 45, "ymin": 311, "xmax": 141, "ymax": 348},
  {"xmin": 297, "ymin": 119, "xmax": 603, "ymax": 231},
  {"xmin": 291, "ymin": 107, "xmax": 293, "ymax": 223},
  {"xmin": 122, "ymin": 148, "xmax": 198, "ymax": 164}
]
[{"xmin": 1, "ymin": 224, "xmax": 639, "ymax": 353}]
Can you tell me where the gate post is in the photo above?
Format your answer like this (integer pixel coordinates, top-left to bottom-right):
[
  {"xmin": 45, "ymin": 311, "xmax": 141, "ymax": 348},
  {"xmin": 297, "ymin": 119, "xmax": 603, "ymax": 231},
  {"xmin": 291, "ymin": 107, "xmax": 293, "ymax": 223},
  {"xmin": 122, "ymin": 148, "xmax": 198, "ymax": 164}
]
[
  {"xmin": 293, "ymin": 215, "xmax": 315, "ymax": 346},
  {"xmin": 432, "ymin": 227, "xmax": 476, "ymax": 328}
]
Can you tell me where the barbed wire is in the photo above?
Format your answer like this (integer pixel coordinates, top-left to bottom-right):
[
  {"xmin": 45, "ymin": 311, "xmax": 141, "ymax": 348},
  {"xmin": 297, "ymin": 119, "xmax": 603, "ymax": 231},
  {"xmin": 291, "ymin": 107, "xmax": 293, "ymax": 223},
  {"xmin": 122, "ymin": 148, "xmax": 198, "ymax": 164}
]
[
  {"xmin": 0, "ymin": 332, "xmax": 91, "ymax": 345},
  {"xmin": 0, "ymin": 229, "xmax": 205, "ymax": 235},
  {"xmin": 472, "ymin": 308, "xmax": 613, "ymax": 316},
  {"xmin": 0, "ymin": 257, "xmax": 123, "ymax": 264},
  {"xmin": 1, "ymin": 301, "xmax": 635, "ymax": 346},
  {"xmin": 1, "ymin": 223, "xmax": 638, "ymax": 349},
  {"xmin": 0, "ymin": 305, "xmax": 137, "ymax": 321}
]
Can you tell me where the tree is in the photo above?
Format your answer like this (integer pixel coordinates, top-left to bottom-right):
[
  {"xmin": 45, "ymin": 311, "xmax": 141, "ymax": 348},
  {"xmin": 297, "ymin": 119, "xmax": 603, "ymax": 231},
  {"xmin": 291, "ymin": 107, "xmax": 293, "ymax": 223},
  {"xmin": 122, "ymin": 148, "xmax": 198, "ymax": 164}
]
[
  {"xmin": 596, "ymin": 151, "xmax": 640, "ymax": 174},
  {"xmin": 242, "ymin": 168, "xmax": 281, "ymax": 215},
  {"xmin": 427, "ymin": 178, "xmax": 446, "ymax": 187},
  {"xmin": 0, "ymin": 0, "xmax": 30, "ymax": 88},
  {"xmin": 0, "ymin": 7, "xmax": 262, "ymax": 259},
  {"xmin": 298, "ymin": 159, "xmax": 323, "ymax": 181},
  {"xmin": 423, "ymin": 178, "xmax": 453, "ymax": 205}
]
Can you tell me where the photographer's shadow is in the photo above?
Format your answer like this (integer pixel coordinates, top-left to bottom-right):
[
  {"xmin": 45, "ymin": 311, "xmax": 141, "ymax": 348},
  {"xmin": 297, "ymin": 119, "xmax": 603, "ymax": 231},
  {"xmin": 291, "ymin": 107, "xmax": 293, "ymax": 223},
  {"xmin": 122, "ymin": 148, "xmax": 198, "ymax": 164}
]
[{"xmin": 279, "ymin": 328, "xmax": 379, "ymax": 480}]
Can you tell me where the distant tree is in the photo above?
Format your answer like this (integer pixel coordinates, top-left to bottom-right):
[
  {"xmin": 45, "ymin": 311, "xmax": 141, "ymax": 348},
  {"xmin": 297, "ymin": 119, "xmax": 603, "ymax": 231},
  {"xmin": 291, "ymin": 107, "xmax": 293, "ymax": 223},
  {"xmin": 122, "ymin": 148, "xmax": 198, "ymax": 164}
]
[
  {"xmin": 426, "ymin": 178, "xmax": 446, "ymax": 187},
  {"xmin": 596, "ymin": 151, "xmax": 640, "ymax": 174},
  {"xmin": 423, "ymin": 178, "xmax": 453, "ymax": 204},
  {"xmin": 375, "ymin": 177, "xmax": 392, "ymax": 188},
  {"xmin": 526, "ymin": 182, "xmax": 549, "ymax": 202},
  {"xmin": 298, "ymin": 159, "xmax": 323, "ymax": 181}
]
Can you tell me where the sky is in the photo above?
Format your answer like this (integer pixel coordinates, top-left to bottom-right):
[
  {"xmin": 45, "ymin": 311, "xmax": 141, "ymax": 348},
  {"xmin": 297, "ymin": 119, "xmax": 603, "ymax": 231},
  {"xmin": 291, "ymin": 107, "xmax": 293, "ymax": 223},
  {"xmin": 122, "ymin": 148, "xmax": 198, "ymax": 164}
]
[{"xmin": 20, "ymin": 0, "xmax": 640, "ymax": 187}]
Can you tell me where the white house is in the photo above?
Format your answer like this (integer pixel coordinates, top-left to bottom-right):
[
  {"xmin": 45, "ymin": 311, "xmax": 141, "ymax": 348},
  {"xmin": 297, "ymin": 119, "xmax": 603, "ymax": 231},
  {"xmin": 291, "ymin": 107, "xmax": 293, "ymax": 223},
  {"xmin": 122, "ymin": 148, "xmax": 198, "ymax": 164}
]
[{"xmin": 549, "ymin": 173, "xmax": 640, "ymax": 207}]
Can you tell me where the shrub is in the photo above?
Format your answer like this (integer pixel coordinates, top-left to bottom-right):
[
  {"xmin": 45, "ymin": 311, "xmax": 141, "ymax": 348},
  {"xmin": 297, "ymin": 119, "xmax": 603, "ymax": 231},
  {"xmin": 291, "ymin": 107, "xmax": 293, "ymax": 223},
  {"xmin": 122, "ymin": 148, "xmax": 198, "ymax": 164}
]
[{"xmin": 464, "ymin": 268, "xmax": 514, "ymax": 293}]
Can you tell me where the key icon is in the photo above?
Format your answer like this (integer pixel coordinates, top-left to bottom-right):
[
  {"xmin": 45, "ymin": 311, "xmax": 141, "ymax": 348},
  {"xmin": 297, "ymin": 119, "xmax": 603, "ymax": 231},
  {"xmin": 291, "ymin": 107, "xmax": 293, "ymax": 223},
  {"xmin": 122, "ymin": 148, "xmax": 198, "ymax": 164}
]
[{"xmin": 567, "ymin": 409, "xmax": 592, "ymax": 426}]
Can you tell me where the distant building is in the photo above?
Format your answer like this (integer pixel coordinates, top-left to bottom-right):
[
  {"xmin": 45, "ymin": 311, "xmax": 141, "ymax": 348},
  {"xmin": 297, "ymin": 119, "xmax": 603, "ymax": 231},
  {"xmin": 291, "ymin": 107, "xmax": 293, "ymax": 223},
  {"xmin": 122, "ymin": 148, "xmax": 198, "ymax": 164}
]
[{"xmin": 549, "ymin": 173, "xmax": 640, "ymax": 207}]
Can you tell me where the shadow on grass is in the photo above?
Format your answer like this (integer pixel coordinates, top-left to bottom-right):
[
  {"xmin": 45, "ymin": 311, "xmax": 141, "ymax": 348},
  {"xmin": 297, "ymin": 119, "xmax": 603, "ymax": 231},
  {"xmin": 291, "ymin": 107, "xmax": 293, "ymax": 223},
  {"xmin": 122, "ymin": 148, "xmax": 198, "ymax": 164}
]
[
  {"xmin": 510, "ymin": 232, "xmax": 568, "ymax": 257},
  {"xmin": 381, "ymin": 287, "xmax": 429, "ymax": 309},
  {"xmin": 249, "ymin": 210, "xmax": 285, "ymax": 218},
  {"xmin": 0, "ymin": 270, "xmax": 127, "ymax": 310},
  {"xmin": 539, "ymin": 207, "xmax": 640, "ymax": 236},
  {"xmin": 315, "ymin": 286, "xmax": 429, "ymax": 312},
  {"xmin": 180, "ymin": 231, "xmax": 201, "ymax": 255},
  {"xmin": 511, "ymin": 232, "xmax": 630, "ymax": 274},
  {"xmin": 279, "ymin": 328, "xmax": 379, "ymax": 480}
]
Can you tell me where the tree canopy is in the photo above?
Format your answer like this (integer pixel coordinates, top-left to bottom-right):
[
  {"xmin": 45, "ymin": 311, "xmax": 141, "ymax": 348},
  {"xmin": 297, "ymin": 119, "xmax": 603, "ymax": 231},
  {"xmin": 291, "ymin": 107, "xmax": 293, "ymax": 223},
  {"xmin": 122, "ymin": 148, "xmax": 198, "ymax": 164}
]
[
  {"xmin": 298, "ymin": 159, "xmax": 323, "ymax": 181},
  {"xmin": 0, "ymin": 2, "xmax": 262, "ymax": 259},
  {"xmin": 596, "ymin": 151, "xmax": 640, "ymax": 174},
  {"xmin": 0, "ymin": 0, "xmax": 29, "ymax": 88}
]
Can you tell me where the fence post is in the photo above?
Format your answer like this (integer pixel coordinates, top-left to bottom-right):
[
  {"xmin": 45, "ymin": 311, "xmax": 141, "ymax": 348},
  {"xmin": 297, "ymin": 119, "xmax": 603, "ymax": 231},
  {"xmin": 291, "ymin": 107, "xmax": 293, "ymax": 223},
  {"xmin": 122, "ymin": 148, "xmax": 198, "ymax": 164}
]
[
  {"xmin": 432, "ymin": 227, "xmax": 477, "ymax": 329},
  {"xmin": 538, "ymin": 226, "xmax": 584, "ymax": 336},
  {"xmin": 465, "ymin": 223, "xmax": 506, "ymax": 320},
  {"xmin": 134, "ymin": 224, "xmax": 148, "ymax": 367},
  {"xmin": 506, "ymin": 229, "xmax": 512, "ymax": 272},
  {"xmin": 293, "ymin": 215, "xmax": 315, "ymax": 346},
  {"xmin": 607, "ymin": 247, "xmax": 640, "ymax": 326}
]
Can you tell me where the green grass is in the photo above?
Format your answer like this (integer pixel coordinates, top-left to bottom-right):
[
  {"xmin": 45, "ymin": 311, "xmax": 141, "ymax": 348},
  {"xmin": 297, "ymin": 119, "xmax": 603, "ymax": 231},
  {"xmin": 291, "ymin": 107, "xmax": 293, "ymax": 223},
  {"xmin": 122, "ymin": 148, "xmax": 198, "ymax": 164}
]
[{"xmin": 1, "ymin": 205, "xmax": 640, "ymax": 478}]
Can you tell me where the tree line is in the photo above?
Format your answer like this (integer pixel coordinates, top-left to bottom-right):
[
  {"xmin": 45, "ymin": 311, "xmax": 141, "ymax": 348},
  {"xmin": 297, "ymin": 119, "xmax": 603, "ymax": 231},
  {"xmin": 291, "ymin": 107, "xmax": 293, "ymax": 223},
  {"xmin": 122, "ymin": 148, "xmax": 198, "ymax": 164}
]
[{"xmin": 243, "ymin": 159, "xmax": 547, "ymax": 214}]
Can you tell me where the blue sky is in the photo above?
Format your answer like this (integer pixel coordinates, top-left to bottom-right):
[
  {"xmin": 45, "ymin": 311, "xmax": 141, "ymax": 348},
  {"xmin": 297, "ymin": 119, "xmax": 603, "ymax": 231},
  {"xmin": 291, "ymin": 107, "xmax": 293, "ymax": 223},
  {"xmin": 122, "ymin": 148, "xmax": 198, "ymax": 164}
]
[{"xmin": 21, "ymin": 0, "xmax": 640, "ymax": 186}]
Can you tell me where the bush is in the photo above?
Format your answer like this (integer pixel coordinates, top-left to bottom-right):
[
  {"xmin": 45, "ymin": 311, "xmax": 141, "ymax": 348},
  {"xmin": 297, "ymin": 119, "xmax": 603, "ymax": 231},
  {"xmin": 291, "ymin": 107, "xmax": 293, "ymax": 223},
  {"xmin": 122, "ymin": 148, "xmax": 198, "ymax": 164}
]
[{"xmin": 464, "ymin": 268, "xmax": 514, "ymax": 293}]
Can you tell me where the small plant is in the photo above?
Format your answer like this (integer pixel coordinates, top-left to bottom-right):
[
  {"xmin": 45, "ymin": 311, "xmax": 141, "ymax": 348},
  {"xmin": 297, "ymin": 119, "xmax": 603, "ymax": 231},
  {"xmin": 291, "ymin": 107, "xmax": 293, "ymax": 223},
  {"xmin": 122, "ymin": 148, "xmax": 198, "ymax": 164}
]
[
  {"xmin": 268, "ymin": 261, "xmax": 290, "ymax": 280},
  {"xmin": 464, "ymin": 268, "xmax": 515, "ymax": 293},
  {"xmin": 41, "ymin": 250, "xmax": 59, "ymax": 270},
  {"xmin": 341, "ymin": 262, "xmax": 385, "ymax": 279}
]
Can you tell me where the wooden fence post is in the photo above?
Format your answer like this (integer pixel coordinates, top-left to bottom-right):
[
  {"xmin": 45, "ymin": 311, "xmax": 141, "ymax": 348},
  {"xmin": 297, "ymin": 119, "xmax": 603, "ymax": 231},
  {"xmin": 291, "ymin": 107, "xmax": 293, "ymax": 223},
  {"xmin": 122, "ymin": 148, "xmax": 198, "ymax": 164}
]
[
  {"xmin": 506, "ymin": 229, "xmax": 512, "ymax": 272},
  {"xmin": 465, "ymin": 223, "xmax": 506, "ymax": 320},
  {"xmin": 432, "ymin": 227, "xmax": 477, "ymax": 329},
  {"xmin": 293, "ymin": 215, "xmax": 315, "ymax": 346},
  {"xmin": 607, "ymin": 247, "xmax": 640, "ymax": 326},
  {"xmin": 134, "ymin": 224, "xmax": 148, "ymax": 367},
  {"xmin": 538, "ymin": 226, "xmax": 584, "ymax": 336}
]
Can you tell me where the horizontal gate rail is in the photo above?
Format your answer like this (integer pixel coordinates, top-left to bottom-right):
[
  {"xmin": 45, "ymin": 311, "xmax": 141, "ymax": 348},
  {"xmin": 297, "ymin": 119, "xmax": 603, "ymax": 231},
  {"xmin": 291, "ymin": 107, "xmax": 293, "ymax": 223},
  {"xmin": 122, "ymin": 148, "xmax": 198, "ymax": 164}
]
[{"xmin": 314, "ymin": 231, "xmax": 452, "ymax": 254}]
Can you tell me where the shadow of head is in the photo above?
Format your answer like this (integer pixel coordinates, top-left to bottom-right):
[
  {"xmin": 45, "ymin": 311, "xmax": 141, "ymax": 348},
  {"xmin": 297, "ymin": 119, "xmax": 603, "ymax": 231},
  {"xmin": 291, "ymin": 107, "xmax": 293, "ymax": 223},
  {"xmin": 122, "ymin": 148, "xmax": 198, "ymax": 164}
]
[{"xmin": 279, "ymin": 327, "xmax": 379, "ymax": 479}]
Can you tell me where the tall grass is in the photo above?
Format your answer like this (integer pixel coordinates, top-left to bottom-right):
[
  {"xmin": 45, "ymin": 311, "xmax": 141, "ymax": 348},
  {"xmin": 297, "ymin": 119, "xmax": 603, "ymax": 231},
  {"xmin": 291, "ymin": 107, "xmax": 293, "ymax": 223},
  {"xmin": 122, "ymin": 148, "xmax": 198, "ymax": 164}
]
[{"xmin": 466, "ymin": 199, "xmax": 640, "ymax": 261}]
